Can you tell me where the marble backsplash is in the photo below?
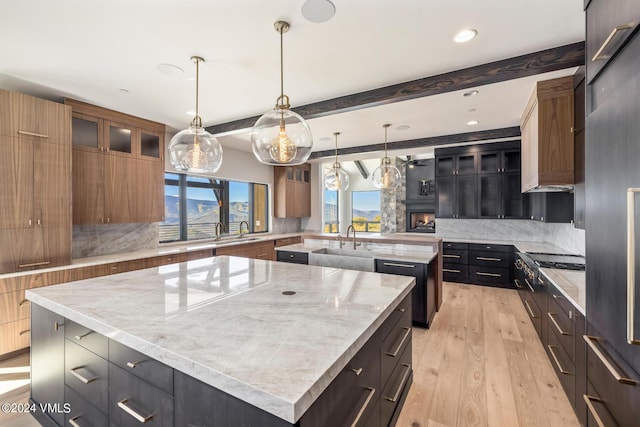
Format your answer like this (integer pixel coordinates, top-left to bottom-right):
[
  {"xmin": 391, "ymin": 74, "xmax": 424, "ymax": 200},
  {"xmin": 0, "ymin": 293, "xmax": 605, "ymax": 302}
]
[
  {"xmin": 434, "ymin": 219, "xmax": 585, "ymax": 255},
  {"xmin": 272, "ymin": 217, "xmax": 301, "ymax": 234},
  {"xmin": 73, "ymin": 223, "xmax": 159, "ymax": 258}
]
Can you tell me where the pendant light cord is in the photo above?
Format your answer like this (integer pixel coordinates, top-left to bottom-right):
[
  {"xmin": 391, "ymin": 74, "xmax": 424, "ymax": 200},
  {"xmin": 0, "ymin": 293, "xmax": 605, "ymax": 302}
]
[
  {"xmin": 334, "ymin": 132, "xmax": 340, "ymax": 164},
  {"xmin": 191, "ymin": 56, "xmax": 204, "ymax": 128},
  {"xmin": 280, "ymin": 27, "xmax": 284, "ymax": 105}
]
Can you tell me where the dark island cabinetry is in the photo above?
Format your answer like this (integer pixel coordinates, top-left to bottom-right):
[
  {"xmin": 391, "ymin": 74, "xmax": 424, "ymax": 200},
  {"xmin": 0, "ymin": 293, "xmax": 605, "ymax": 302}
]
[{"xmin": 443, "ymin": 242, "xmax": 514, "ymax": 289}]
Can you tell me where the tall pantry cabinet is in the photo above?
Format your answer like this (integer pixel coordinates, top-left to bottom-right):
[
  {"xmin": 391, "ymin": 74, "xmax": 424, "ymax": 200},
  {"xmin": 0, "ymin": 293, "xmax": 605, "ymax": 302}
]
[
  {"xmin": 0, "ymin": 89, "xmax": 72, "ymax": 274},
  {"xmin": 584, "ymin": 1, "xmax": 640, "ymax": 426}
]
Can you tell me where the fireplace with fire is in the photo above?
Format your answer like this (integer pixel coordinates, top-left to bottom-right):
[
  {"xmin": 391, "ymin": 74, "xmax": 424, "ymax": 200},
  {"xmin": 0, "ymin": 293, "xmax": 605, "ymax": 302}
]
[{"xmin": 406, "ymin": 207, "xmax": 436, "ymax": 233}]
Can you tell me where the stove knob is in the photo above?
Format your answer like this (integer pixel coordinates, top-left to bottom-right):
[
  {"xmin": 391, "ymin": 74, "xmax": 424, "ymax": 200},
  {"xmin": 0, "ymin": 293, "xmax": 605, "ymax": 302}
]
[
  {"xmin": 528, "ymin": 271, "xmax": 535, "ymax": 280},
  {"xmin": 515, "ymin": 259, "xmax": 522, "ymax": 269}
]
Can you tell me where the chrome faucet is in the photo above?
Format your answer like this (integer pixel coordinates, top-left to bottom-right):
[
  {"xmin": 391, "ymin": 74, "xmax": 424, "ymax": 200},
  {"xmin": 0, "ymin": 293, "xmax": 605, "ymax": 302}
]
[
  {"xmin": 214, "ymin": 222, "xmax": 226, "ymax": 240},
  {"xmin": 239, "ymin": 221, "xmax": 249, "ymax": 238},
  {"xmin": 346, "ymin": 224, "xmax": 357, "ymax": 250}
]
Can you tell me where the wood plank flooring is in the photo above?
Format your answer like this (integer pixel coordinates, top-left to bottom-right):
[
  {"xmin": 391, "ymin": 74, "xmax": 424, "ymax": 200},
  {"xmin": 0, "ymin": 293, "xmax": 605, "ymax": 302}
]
[
  {"xmin": 0, "ymin": 282, "xmax": 579, "ymax": 427},
  {"xmin": 396, "ymin": 282, "xmax": 579, "ymax": 427}
]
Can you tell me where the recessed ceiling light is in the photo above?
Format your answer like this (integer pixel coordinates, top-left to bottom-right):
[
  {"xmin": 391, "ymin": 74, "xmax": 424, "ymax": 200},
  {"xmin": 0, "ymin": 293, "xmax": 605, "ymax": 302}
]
[
  {"xmin": 157, "ymin": 63, "xmax": 184, "ymax": 77},
  {"xmin": 395, "ymin": 125, "xmax": 410, "ymax": 131},
  {"xmin": 319, "ymin": 136, "xmax": 332, "ymax": 142},
  {"xmin": 463, "ymin": 90, "xmax": 479, "ymax": 97},
  {"xmin": 301, "ymin": 0, "xmax": 336, "ymax": 23},
  {"xmin": 454, "ymin": 29, "xmax": 478, "ymax": 43},
  {"xmin": 466, "ymin": 120, "xmax": 479, "ymax": 126}
]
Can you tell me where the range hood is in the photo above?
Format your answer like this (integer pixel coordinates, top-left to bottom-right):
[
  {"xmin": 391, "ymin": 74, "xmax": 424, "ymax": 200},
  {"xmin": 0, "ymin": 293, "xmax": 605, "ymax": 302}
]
[{"xmin": 520, "ymin": 76, "xmax": 575, "ymax": 193}]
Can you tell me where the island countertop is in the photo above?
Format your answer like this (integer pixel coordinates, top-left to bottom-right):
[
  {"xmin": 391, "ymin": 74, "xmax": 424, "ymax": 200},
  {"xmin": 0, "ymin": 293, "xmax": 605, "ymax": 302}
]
[{"xmin": 26, "ymin": 255, "xmax": 415, "ymax": 423}]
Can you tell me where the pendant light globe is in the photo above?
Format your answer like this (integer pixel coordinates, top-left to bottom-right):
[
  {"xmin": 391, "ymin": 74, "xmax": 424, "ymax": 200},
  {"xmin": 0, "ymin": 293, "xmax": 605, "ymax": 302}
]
[
  {"xmin": 251, "ymin": 21, "xmax": 313, "ymax": 165},
  {"xmin": 323, "ymin": 131, "xmax": 350, "ymax": 191},
  {"xmin": 168, "ymin": 56, "xmax": 223, "ymax": 174},
  {"xmin": 371, "ymin": 124, "xmax": 401, "ymax": 189}
]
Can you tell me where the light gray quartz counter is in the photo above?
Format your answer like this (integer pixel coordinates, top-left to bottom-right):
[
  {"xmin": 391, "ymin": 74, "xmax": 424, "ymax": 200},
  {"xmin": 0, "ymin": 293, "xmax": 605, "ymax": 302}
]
[
  {"xmin": 540, "ymin": 268, "xmax": 586, "ymax": 315},
  {"xmin": 26, "ymin": 256, "xmax": 415, "ymax": 423}
]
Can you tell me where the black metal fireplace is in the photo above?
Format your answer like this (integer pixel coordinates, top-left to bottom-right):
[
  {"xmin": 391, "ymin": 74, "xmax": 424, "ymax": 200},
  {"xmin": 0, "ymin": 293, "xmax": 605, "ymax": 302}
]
[{"xmin": 406, "ymin": 205, "xmax": 436, "ymax": 233}]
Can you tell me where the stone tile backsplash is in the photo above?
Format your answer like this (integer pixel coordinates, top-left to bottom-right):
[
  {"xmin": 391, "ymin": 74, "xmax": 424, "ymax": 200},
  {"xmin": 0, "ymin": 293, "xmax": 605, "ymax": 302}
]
[{"xmin": 73, "ymin": 223, "xmax": 159, "ymax": 258}]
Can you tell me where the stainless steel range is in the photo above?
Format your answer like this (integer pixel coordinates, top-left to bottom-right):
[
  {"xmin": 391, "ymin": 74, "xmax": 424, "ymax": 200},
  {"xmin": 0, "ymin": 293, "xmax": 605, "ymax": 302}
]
[{"xmin": 516, "ymin": 252, "xmax": 585, "ymax": 284}]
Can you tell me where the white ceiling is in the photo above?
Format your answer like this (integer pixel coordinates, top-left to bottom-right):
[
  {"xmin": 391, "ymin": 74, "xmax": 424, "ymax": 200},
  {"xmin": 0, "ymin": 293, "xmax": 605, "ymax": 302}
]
[{"xmin": 0, "ymin": 0, "xmax": 585, "ymax": 161}]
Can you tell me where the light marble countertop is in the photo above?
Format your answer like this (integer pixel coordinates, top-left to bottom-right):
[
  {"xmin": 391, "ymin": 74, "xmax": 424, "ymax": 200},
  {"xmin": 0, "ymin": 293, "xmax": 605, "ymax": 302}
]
[
  {"xmin": 276, "ymin": 241, "xmax": 438, "ymax": 264},
  {"xmin": 26, "ymin": 256, "xmax": 415, "ymax": 423},
  {"xmin": 540, "ymin": 268, "xmax": 586, "ymax": 315}
]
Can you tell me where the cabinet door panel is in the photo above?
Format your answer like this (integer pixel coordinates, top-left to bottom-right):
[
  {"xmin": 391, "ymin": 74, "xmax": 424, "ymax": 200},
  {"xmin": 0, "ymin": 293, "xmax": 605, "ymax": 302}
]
[
  {"xmin": 436, "ymin": 176, "xmax": 454, "ymax": 218},
  {"xmin": 136, "ymin": 159, "xmax": 164, "ymax": 223},
  {"xmin": 104, "ymin": 121, "xmax": 134, "ymax": 156},
  {"xmin": 0, "ymin": 136, "xmax": 33, "ymax": 228},
  {"xmin": 72, "ymin": 149, "xmax": 104, "ymax": 224},
  {"xmin": 12, "ymin": 91, "xmax": 70, "ymax": 143},
  {"xmin": 502, "ymin": 172, "xmax": 524, "ymax": 218},
  {"xmin": 0, "ymin": 89, "xmax": 14, "ymax": 137},
  {"xmin": 456, "ymin": 175, "xmax": 477, "ymax": 218},
  {"xmin": 33, "ymin": 141, "xmax": 71, "ymax": 227},
  {"xmin": 479, "ymin": 152, "xmax": 500, "ymax": 173},
  {"xmin": 105, "ymin": 155, "xmax": 137, "ymax": 224},
  {"xmin": 478, "ymin": 174, "xmax": 501, "ymax": 218},
  {"xmin": 436, "ymin": 156, "xmax": 455, "ymax": 176},
  {"xmin": 456, "ymin": 153, "xmax": 477, "ymax": 175}
]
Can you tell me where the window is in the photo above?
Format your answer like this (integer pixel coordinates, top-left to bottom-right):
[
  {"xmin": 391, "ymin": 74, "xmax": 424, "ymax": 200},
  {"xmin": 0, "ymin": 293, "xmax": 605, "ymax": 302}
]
[
  {"xmin": 323, "ymin": 189, "xmax": 339, "ymax": 233},
  {"xmin": 352, "ymin": 191, "xmax": 381, "ymax": 232},
  {"xmin": 159, "ymin": 173, "xmax": 268, "ymax": 243}
]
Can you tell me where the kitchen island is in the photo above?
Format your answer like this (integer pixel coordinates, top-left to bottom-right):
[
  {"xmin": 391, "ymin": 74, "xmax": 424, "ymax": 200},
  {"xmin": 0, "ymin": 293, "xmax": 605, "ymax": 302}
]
[{"xmin": 26, "ymin": 255, "xmax": 416, "ymax": 426}]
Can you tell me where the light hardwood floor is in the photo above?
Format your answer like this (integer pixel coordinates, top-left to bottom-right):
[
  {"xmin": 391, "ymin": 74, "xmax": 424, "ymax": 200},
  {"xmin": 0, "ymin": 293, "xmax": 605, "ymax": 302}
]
[{"xmin": 0, "ymin": 282, "xmax": 579, "ymax": 427}]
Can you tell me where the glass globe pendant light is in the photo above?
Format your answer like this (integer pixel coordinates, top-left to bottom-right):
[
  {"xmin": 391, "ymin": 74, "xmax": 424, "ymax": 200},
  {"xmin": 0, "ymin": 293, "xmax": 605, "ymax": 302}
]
[
  {"xmin": 323, "ymin": 132, "xmax": 350, "ymax": 191},
  {"xmin": 372, "ymin": 124, "xmax": 401, "ymax": 189},
  {"xmin": 168, "ymin": 56, "xmax": 223, "ymax": 173},
  {"xmin": 251, "ymin": 21, "xmax": 313, "ymax": 165}
]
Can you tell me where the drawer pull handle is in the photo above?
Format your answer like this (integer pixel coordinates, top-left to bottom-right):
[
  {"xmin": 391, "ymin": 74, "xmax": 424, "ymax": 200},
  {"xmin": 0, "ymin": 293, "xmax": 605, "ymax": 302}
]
[
  {"xmin": 117, "ymin": 399, "xmax": 153, "ymax": 423},
  {"xmin": 443, "ymin": 268, "xmax": 461, "ymax": 273},
  {"xmin": 384, "ymin": 363, "xmax": 412, "ymax": 403},
  {"xmin": 547, "ymin": 345, "xmax": 572, "ymax": 375},
  {"xmin": 17, "ymin": 130, "xmax": 49, "ymax": 138},
  {"xmin": 350, "ymin": 387, "xmax": 376, "ymax": 427},
  {"xmin": 69, "ymin": 367, "xmax": 97, "ymax": 384},
  {"xmin": 19, "ymin": 329, "xmax": 30, "ymax": 335},
  {"xmin": 351, "ymin": 367, "xmax": 363, "ymax": 376},
  {"xmin": 385, "ymin": 327, "xmax": 411, "ymax": 357},
  {"xmin": 477, "ymin": 256, "xmax": 501, "ymax": 262},
  {"xmin": 382, "ymin": 262, "xmax": 416, "ymax": 268},
  {"xmin": 126, "ymin": 360, "xmax": 146, "ymax": 369},
  {"xmin": 18, "ymin": 261, "xmax": 50, "ymax": 268},
  {"xmin": 627, "ymin": 188, "xmax": 640, "ymax": 345},
  {"xmin": 396, "ymin": 307, "xmax": 406, "ymax": 313},
  {"xmin": 54, "ymin": 321, "xmax": 64, "ymax": 331},
  {"xmin": 443, "ymin": 254, "xmax": 460, "ymax": 259},
  {"xmin": 548, "ymin": 312, "xmax": 571, "ymax": 336},
  {"xmin": 524, "ymin": 300, "xmax": 538, "ymax": 319},
  {"xmin": 75, "ymin": 331, "xmax": 92, "ymax": 340},
  {"xmin": 583, "ymin": 335, "xmax": 638, "ymax": 385},
  {"xmin": 592, "ymin": 23, "xmax": 635, "ymax": 61},
  {"xmin": 19, "ymin": 299, "xmax": 29, "ymax": 306},
  {"xmin": 69, "ymin": 416, "xmax": 82, "ymax": 427},
  {"xmin": 583, "ymin": 395, "xmax": 617, "ymax": 427},
  {"xmin": 514, "ymin": 279, "xmax": 523, "ymax": 289},
  {"xmin": 289, "ymin": 254, "xmax": 295, "ymax": 258},
  {"xmin": 524, "ymin": 278, "xmax": 535, "ymax": 293},
  {"xmin": 477, "ymin": 272, "xmax": 501, "ymax": 277}
]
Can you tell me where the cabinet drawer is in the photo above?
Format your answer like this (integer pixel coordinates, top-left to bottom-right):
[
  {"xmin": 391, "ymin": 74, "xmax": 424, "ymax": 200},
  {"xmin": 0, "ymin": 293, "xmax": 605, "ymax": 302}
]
[
  {"xmin": 442, "ymin": 249, "xmax": 468, "ymax": 264},
  {"xmin": 547, "ymin": 330, "xmax": 575, "ymax": 407},
  {"xmin": 65, "ymin": 384, "xmax": 108, "ymax": 427},
  {"xmin": 157, "ymin": 252, "xmax": 187, "ymax": 266},
  {"xmin": 546, "ymin": 281, "xmax": 575, "ymax": 318},
  {"xmin": 442, "ymin": 241, "xmax": 468, "ymax": 250},
  {"xmin": 468, "ymin": 243, "xmax": 512, "ymax": 253},
  {"xmin": 381, "ymin": 307, "xmax": 411, "ymax": 383},
  {"xmin": 274, "ymin": 236, "xmax": 302, "ymax": 247},
  {"xmin": 109, "ymin": 339, "xmax": 173, "ymax": 395},
  {"xmin": 522, "ymin": 296, "xmax": 542, "ymax": 337},
  {"xmin": 276, "ymin": 250, "xmax": 308, "ymax": 264},
  {"xmin": 65, "ymin": 339, "xmax": 108, "ymax": 412},
  {"xmin": 65, "ymin": 320, "xmax": 108, "ymax": 358},
  {"xmin": 380, "ymin": 342, "xmax": 412, "ymax": 427},
  {"xmin": 378, "ymin": 293, "xmax": 411, "ymax": 341},
  {"xmin": 468, "ymin": 265, "xmax": 511, "ymax": 286},
  {"xmin": 442, "ymin": 263, "xmax": 468, "ymax": 283},
  {"xmin": 0, "ymin": 289, "xmax": 30, "ymax": 324},
  {"xmin": 468, "ymin": 250, "xmax": 510, "ymax": 268},
  {"xmin": 109, "ymin": 364, "xmax": 173, "ymax": 427},
  {"xmin": 186, "ymin": 249, "xmax": 214, "ymax": 261},
  {"xmin": 0, "ymin": 318, "xmax": 30, "ymax": 354}
]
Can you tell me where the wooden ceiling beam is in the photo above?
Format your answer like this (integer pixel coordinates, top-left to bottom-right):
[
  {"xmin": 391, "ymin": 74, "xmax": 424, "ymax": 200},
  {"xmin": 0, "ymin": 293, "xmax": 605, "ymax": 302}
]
[{"xmin": 205, "ymin": 42, "xmax": 584, "ymax": 135}]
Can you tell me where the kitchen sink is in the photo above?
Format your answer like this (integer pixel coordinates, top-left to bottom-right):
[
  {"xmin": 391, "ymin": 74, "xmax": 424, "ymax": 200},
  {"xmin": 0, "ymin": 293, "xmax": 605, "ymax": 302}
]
[{"xmin": 308, "ymin": 247, "xmax": 375, "ymax": 272}]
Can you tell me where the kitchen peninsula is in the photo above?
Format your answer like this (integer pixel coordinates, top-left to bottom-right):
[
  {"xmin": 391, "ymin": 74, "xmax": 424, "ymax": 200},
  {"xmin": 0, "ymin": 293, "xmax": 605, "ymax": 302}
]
[{"xmin": 26, "ymin": 255, "xmax": 416, "ymax": 426}]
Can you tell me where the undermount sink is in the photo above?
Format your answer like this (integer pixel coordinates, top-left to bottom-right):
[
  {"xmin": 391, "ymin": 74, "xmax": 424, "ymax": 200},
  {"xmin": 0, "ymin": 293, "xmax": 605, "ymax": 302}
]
[{"xmin": 308, "ymin": 247, "xmax": 375, "ymax": 272}]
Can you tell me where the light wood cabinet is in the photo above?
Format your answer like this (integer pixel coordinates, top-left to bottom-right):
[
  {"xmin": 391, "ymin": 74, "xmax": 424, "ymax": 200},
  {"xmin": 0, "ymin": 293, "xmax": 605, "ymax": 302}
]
[
  {"xmin": 0, "ymin": 318, "xmax": 30, "ymax": 355},
  {"xmin": 65, "ymin": 98, "xmax": 165, "ymax": 225},
  {"xmin": 0, "ymin": 89, "xmax": 72, "ymax": 275},
  {"xmin": 216, "ymin": 240, "xmax": 276, "ymax": 261},
  {"xmin": 520, "ymin": 76, "xmax": 574, "ymax": 192},
  {"xmin": 274, "ymin": 164, "xmax": 311, "ymax": 218}
]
